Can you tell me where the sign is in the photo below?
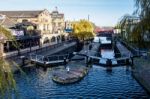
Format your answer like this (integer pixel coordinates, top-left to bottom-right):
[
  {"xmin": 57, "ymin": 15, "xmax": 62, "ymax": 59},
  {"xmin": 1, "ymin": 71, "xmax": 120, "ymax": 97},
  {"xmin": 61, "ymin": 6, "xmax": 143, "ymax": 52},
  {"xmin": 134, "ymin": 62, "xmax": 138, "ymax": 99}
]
[
  {"xmin": 11, "ymin": 30, "xmax": 24, "ymax": 36},
  {"xmin": 65, "ymin": 29, "xmax": 73, "ymax": 33}
]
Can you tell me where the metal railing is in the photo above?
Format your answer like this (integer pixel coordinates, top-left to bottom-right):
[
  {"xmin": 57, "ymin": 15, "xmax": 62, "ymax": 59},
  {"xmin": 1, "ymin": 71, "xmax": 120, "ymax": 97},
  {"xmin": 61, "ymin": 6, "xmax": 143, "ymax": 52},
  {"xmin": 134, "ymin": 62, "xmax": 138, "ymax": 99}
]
[
  {"xmin": 30, "ymin": 54, "xmax": 70, "ymax": 64},
  {"xmin": 5, "ymin": 40, "xmax": 75, "ymax": 59}
]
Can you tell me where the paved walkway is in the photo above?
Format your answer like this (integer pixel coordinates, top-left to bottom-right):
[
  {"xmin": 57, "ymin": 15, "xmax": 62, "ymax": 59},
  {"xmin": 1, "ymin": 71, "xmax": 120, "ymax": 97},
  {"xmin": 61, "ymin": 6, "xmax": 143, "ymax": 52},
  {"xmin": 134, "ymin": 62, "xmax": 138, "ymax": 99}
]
[
  {"xmin": 118, "ymin": 40, "xmax": 150, "ymax": 93},
  {"xmin": 37, "ymin": 42, "xmax": 76, "ymax": 56},
  {"xmin": 116, "ymin": 42, "xmax": 133, "ymax": 57},
  {"xmin": 133, "ymin": 57, "xmax": 150, "ymax": 93}
]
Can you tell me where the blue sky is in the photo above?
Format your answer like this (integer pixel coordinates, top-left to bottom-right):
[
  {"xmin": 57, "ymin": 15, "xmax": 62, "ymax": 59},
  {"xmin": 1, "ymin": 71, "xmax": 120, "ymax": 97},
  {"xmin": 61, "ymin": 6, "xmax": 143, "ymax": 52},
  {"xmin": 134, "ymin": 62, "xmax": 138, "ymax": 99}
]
[{"xmin": 0, "ymin": 0, "xmax": 135, "ymax": 26}]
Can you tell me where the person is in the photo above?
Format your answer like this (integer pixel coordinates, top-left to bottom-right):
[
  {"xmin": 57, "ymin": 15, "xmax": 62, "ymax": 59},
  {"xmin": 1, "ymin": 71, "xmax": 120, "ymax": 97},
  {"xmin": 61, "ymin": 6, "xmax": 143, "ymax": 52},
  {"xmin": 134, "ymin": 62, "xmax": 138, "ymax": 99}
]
[
  {"xmin": 64, "ymin": 57, "xmax": 67, "ymax": 65},
  {"xmin": 66, "ymin": 66, "xmax": 70, "ymax": 73},
  {"xmin": 89, "ymin": 44, "xmax": 92, "ymax": 50}
]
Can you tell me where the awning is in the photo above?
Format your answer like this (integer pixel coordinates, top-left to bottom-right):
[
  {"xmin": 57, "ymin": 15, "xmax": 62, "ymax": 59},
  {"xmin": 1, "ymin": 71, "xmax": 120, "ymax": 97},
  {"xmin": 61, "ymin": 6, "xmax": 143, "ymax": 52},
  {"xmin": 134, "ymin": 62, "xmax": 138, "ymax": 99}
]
[{"xmin": 65, "ymin": 29, "xmax": 73, "ymax": 33}]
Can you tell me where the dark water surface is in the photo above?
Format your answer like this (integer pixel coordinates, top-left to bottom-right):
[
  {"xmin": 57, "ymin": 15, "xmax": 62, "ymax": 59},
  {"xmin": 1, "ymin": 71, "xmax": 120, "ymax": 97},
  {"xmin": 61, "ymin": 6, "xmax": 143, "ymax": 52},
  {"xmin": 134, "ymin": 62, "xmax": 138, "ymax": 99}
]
[
  {"xmin": 14, "ymin": 66, "xmax": 150, "ymax": 99},
  {"xmin": 14, "ymin": 37, "xmax": 149, "ymax": 99}
]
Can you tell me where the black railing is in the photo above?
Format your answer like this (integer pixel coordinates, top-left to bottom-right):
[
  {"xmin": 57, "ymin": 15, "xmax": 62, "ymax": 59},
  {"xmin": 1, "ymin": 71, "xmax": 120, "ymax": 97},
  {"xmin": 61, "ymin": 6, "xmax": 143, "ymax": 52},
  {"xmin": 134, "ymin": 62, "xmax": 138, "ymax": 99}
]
[{"xmin": 6, "ymin": 40, "xmax": 75, "ymax": 60}]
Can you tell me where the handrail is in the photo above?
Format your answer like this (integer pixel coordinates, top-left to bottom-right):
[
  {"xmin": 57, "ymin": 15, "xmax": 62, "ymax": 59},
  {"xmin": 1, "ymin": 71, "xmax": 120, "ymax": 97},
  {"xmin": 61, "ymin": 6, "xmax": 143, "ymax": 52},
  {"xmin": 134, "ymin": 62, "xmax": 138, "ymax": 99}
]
[
  {"xmin": 89, "ymin": 55, "xmax": 132, "ymax": 62},
  {"xmin": 30, "ymin": 54, "xmax": 69, "ymax": 63}
]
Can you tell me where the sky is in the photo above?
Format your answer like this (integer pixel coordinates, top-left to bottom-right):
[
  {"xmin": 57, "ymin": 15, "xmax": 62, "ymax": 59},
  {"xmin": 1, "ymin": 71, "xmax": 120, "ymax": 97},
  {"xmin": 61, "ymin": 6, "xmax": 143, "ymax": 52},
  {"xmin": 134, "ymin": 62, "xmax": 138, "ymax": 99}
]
[{"xmin": 0, "ymin": 0, "xmax": 135, "ymax": 27}]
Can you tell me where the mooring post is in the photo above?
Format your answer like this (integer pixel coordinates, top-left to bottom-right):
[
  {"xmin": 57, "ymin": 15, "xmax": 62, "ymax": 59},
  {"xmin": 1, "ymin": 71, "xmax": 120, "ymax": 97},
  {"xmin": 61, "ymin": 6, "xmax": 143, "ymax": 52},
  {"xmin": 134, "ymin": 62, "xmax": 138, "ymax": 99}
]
[
  {"xmin": 64, "ymin": 57, "xmax": 67, "ymax": 66},
  {"xmin": 20, "ymin": 56, "xmax": 25, "ymax": 67}
]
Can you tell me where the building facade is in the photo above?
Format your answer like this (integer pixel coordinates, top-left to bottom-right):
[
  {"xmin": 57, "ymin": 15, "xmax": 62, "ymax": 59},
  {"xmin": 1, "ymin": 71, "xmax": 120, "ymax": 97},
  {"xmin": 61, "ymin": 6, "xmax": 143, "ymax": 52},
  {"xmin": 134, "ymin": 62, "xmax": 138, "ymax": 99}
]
[
  {"xmin": 51, "ymin": 9, "xmax": 64, "ymax": 34},
  {"xmin": 0, "ymin": 8, "xmax": 67, "ymax": 57},
  {"xmin": 50, "ymin": 9, "xmax": 69, "ymax": 42}
]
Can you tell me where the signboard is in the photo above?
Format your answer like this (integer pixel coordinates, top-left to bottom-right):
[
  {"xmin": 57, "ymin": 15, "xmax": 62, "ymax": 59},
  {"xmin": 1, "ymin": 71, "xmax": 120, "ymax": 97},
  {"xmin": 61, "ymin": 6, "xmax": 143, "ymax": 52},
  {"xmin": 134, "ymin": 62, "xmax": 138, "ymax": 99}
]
[
  {"xmin": 11, "ymin": 30, "xmax": 24, "ymax": 36},
  {"xmin": 65, "ymin": 29, "xmax": 73, "ymax": 33}
]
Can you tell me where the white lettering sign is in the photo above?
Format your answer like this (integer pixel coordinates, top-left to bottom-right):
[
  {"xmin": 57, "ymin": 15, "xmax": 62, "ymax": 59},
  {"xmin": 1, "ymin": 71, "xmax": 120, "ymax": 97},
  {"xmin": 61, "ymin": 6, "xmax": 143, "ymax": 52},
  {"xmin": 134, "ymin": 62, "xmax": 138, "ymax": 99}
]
[{"xmin": 11, "ymin": 30, "xmax": 24, "ymax": 36}]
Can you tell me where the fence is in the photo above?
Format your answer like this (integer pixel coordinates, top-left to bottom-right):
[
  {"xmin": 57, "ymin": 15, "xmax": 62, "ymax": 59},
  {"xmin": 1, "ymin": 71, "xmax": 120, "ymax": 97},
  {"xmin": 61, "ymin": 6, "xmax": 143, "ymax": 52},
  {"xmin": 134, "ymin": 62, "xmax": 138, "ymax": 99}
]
[{"xmin": 5, "ymin": 40, "xmax": 74, "ymax": 60}]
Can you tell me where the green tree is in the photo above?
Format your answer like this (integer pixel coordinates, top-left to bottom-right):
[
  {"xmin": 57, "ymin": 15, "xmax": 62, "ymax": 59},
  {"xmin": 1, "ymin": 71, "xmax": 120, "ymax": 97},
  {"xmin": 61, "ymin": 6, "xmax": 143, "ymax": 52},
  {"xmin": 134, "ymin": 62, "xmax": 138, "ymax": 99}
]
[
  {"xmin": 134, "ymin": 0, "xmax": 150, "ymax": 35},
  {"xmin": 132, "ymin": 0, "xmax": 150, "ymax": 47},
  {"xmin": 117, "ymin": 15, "xmax": 132, "ymax": 41},
  {"xmin": 0, "ymin": 25, "xmax": 16, "ymax": 98},
  {"xmin": 73, "ymin": 20, "xmax": 95, "ymax": 41},
  {"xmin": 135, "ymin": 0, "xmax": 150, "ymax": 19}
]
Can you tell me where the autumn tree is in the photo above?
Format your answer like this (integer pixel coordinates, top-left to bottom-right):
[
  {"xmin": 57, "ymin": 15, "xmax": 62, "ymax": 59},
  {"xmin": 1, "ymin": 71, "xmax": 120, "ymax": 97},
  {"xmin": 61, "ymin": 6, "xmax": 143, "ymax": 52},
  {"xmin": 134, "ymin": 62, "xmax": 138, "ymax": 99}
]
[{"xmin": 73, "ymin": 20, "xmax": 95, "ymax": 41}]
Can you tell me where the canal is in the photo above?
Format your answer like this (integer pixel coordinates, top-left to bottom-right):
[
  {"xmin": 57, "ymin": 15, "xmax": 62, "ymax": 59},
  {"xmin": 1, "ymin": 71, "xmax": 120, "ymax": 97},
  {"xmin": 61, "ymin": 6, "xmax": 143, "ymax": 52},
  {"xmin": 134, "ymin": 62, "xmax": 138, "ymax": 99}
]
[
  {"xmin": 14, "ymin": 66, "xmax": 149, "ymax": 98},
  {"xmin": 13, "ymin": 37, "xmax": 150, "ymax": 98}
]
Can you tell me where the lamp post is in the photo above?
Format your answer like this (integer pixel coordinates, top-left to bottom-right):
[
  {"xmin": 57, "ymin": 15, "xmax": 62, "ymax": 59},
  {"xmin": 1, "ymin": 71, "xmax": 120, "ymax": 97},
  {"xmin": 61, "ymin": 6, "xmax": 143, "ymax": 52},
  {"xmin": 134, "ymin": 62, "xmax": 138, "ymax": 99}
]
[{"xmin": 0, "ymin": 35, "xmax": 5, "ymax": 58}]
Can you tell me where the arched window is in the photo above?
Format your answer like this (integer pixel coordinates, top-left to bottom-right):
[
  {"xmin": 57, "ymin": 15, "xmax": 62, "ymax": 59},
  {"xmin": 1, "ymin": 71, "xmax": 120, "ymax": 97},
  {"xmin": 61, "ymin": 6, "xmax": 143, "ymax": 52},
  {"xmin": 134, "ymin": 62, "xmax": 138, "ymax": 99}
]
[
  {"xmin": 51, "ymin": 36, "xmax": 56, "ymax": 42},
  {"xmin": 43, "ymin": 37, "xmax": 50, "ymax": 44}
]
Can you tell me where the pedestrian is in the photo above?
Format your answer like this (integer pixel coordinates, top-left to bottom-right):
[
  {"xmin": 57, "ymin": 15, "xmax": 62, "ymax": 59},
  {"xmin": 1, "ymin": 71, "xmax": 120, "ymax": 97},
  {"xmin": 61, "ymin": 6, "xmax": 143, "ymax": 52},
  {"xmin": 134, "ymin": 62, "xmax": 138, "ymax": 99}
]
[
  {"xmin": 64, "ymin": 57, "xmax": 67, "ymax": 66},
  {"xmin": 66, "ymin": 67, "xmax": 70, "ymax": 73},
  {"xmin": 89, "ymin": 44, "xmax": 92, "ymax": 50}
]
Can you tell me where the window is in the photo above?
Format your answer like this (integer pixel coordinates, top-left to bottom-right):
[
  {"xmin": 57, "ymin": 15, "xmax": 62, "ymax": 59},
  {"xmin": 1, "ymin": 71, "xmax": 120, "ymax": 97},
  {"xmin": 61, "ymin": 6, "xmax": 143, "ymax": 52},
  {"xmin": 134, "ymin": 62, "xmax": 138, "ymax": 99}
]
[{"xmin": 43, "ymin": 24, "xmax": 46, "ymax": 31}]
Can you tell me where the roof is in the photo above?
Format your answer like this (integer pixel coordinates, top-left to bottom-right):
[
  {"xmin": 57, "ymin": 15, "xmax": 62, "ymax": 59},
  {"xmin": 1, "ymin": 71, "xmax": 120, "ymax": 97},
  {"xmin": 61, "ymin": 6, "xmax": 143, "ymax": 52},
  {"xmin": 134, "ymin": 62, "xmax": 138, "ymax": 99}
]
[
  {"xmin": 0, "ymin": 10, "xmax": 44, "ymax": 18},
  {"xmin": 0, "ymin": 15, "xmax": 16, "ymax": 28},
  {"xmin": 16, "ymin": 21, "xmax": 37, "ymax": 27},
  {"xmin": 51, "ymin": 10, "xmax": 64, "ymax": 18}
]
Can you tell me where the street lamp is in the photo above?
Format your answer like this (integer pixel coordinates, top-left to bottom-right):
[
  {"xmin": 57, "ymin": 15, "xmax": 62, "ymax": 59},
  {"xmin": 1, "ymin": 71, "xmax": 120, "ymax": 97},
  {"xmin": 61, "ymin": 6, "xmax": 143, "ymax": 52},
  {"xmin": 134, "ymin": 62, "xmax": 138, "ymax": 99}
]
[{"xmin": 0, "ymin": 35, "xmax": 5, "ymax": 58}]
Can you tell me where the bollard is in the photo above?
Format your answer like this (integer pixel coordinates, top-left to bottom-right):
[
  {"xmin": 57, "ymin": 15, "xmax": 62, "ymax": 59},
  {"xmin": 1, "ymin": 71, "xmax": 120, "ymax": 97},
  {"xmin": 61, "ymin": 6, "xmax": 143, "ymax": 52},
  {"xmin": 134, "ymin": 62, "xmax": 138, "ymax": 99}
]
[
  {"xmin": 64, "ymin": 57, "xmax": 67, "ymax": 66},
  {"xmin": 20, "ymin": 56, "xmax": 25, "ymax": 67}
]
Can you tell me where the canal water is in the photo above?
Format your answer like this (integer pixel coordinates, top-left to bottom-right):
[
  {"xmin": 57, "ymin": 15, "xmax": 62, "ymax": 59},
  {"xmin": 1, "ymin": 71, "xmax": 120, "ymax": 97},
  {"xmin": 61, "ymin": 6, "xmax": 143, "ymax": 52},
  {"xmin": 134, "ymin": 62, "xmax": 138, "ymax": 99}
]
[
  {"xmin": 13, "ymin": 37, "xmax": 149, "ymax": 98},
  {"xmin": 14, "ymin": 66, "xmax": 149, "ymax": 99}
]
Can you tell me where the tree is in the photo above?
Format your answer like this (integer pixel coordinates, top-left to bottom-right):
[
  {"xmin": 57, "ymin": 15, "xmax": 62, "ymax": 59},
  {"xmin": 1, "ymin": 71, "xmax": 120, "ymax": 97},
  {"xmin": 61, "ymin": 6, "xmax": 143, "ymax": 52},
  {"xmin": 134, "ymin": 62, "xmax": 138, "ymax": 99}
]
[
  {"xmin": 135, "ymin": 0, "xmax": 150, "ymax": 19},
  {"xmin": 0, "ymin": 25, "xmax": 16, "ymax": 98},
  {"xmin": 134, "ymin": 0, "xmax": 150, "ymax": 35},
  {"xmin": 117, "ymin": 15, "xmax": 133, "ymax": 41},
  {"xmin": 132, "ymin": 0, "xmax": 150, "ymax": 47},
  {"xmin": 73, "ymin": 20, "xmax": 95, "ymax": 41}
]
